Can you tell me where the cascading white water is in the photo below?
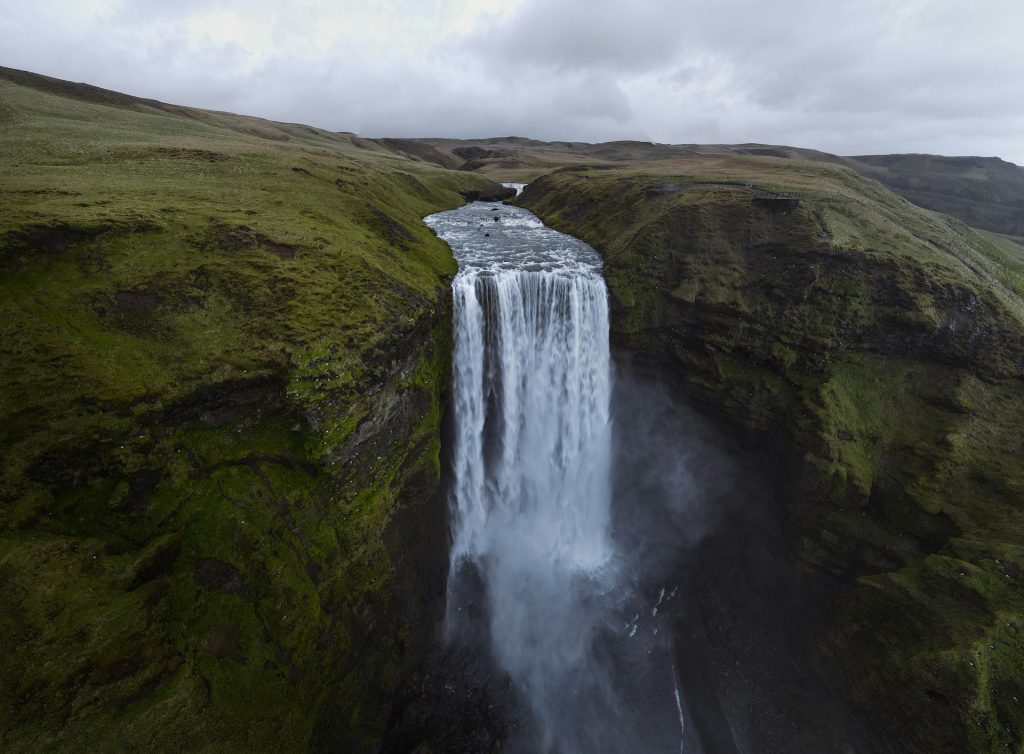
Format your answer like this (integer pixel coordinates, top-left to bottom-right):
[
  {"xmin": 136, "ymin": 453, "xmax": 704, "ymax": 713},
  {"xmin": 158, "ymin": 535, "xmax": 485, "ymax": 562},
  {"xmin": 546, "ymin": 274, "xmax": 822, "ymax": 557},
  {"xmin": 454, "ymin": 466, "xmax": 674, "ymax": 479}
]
[
  {"xmin": 425, "ymin": 201, "xmax": 698, "ymax": 754},
  {"xmin": 426, "ymin": 201, "xmax": 617, "ymax": 752},
  {"xmin": 449, "ymin": 270, "xmax": 612, "ymax": 570}
]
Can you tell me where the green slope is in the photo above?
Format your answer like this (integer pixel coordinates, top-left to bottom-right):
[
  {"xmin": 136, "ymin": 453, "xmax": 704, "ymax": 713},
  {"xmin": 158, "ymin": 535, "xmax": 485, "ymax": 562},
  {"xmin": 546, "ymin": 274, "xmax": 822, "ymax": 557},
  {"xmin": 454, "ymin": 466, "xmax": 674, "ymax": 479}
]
[
  {"xmin": 846, "ymin": 153, "xmax": 1024, "ymax": 239},
  {"xmin": 416, "ymin": 136, "xmax": 1024, "ymax": 245},
  {"xmin": 0, "ymin": 68, "xmax": 495, "ymax": 752},
  {"xmin": 517, "ymin": 155, "xmax": 1024, "ymax": 754}
]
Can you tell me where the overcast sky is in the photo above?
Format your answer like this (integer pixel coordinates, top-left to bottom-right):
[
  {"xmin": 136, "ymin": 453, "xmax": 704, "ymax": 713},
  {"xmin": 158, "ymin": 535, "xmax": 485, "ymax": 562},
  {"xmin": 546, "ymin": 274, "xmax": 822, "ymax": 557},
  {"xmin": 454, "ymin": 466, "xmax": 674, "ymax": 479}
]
[{"xmin": 4, "ymin": 0, "xmax": 1023, "ymax": 163}]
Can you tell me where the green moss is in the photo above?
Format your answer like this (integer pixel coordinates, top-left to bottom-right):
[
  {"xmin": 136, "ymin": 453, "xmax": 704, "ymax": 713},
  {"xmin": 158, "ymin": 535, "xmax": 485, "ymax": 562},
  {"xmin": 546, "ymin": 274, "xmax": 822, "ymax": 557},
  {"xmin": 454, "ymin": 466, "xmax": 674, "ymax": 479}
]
[
  {"xmin": 519, "ymin": 161, "xmax": 1024, "ymax": 753},
  {"xmin": 771, "ymin": 341, "xmax": 798, "ymax": 368},
  {"xmin": 0, "ymin": 72, "xmax": 494, "ymax": 752}
]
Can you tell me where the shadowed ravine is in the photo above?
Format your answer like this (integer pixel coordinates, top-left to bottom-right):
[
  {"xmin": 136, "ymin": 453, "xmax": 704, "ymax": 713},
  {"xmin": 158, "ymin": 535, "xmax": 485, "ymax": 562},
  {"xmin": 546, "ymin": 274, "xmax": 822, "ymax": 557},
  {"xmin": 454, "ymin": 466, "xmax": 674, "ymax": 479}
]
[{"xmin": 384, "ymin": 201, "xmax": 876, "ymax": 754}]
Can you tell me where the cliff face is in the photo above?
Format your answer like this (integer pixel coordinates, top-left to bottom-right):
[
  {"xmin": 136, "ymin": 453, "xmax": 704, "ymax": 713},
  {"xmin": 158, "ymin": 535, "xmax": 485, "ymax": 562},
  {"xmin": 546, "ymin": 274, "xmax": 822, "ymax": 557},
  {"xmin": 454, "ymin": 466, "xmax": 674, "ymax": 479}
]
[
  {"xmin": 518, "ymin": 159, "xmax": 1024, "ymax": 753},
  {"xmin": 0, "ymin": 71, "xmax": 496, "ymax": 752}
]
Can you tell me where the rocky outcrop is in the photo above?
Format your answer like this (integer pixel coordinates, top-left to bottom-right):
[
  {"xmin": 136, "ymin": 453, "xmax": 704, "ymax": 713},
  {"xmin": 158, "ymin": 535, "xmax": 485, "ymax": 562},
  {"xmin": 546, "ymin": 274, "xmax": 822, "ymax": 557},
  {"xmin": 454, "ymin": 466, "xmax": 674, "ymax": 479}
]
[
  {"xmin": 459, "ymin": 185, "xmax": 516, "ymax": 202},
  {"xmin": 517, "ymin": 164, "xmax": 1024, "ymax": 754},
  {"xmin": 451, "ymin": 146, "xmax": 514, "ymax": 162}
]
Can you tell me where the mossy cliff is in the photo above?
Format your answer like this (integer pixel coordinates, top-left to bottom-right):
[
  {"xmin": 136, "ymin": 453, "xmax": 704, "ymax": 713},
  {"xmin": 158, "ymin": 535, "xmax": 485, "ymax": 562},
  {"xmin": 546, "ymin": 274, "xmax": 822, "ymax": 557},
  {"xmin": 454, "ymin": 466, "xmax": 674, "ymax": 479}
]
[
  {"xmin": 517, "ymin": 158, "xmax": 1024, "ymax": 753},
  {"xmin": 0, "ymin": 69, "xmax": 498, "ymax": 752}
]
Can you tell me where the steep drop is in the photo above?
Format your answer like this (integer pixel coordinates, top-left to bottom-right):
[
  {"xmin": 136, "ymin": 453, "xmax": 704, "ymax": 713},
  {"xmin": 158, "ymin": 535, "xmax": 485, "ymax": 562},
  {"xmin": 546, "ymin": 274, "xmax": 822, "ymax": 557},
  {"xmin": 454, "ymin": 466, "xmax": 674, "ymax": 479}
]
[
  {"xmin": 426, "ymin": 203, "xmax": 688, "ymax": 753},
  {"xmin": 428, "ymin": 202, "xmax": 616, "ymax": 751}
]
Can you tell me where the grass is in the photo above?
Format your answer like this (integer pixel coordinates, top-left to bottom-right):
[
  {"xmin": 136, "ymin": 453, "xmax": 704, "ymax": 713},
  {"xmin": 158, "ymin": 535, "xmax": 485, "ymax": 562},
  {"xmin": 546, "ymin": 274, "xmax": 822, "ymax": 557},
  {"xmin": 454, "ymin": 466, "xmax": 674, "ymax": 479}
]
[
  {"xmin": 517, "ymin": 157, "xmax": 1024, "ymax": 753},
  {"xmin": 417, "ymin": 136, "xmax": 1024, "ymax": 242},
  {"xmin": 0, "ymin": 69, "xmax": 495, "ymax": 752}
]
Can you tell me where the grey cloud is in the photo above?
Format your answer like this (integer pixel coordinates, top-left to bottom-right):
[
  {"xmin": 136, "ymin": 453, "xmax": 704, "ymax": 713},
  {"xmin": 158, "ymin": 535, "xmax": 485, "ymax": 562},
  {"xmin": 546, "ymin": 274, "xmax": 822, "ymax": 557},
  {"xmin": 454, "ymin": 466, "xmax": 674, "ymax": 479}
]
[
  {"xmin": 464, "ymin": 0, "xmax": 685, "ymax": 73},
  {"xmin": 1, "ymin": 0, "xmax": 1022, "ymax": 163}
]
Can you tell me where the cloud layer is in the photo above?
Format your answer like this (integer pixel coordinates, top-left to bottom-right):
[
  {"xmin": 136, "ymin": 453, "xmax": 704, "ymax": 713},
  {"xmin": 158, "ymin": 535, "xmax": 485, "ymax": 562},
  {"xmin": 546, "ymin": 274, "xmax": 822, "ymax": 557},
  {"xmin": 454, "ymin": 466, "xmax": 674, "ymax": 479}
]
[{"xmin": 3, "ymin": 0, "xmax": 1022, "ymax": 162}]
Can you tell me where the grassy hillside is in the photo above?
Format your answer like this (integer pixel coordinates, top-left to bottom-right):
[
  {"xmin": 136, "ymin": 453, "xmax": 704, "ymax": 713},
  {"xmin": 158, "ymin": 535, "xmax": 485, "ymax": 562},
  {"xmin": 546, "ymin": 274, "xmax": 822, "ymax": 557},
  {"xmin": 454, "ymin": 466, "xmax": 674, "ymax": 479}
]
[
  {"xmin": 846, "ymin": 154, "xmax": 1024, "ymax": 239},
  {"xmin": 0, "ymin": 68, "xmax": 497, "ymax": 752},
  {"xmin": 412, "ymin": 135, "xmax": 703, "ymax": 181},
  {"xmin": 412, "ymin": 136, "xmax": 1024, "ymax": 256},
  {"xmin": 517, "ymin": 155, "xmax": 1024, "ymax": 753}
]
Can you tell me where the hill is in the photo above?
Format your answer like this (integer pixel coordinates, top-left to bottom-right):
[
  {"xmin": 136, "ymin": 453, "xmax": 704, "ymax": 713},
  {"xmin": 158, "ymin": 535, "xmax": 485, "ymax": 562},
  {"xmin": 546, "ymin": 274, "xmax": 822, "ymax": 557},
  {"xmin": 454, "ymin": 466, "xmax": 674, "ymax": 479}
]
[
  {"xmin": 409, "ymin": 137, "xmax": 1024, "ymax": 245},
  {"xmin": 844, "ymin": 153, "xmax": 1024, "ymax": 239},
  {"xmin": 0, "ymin": 66, "xmax": 499, "ymax": 753},
  {"xmin": 516, "ymin": 156, "xmax": 1024, "ymax": 753}
]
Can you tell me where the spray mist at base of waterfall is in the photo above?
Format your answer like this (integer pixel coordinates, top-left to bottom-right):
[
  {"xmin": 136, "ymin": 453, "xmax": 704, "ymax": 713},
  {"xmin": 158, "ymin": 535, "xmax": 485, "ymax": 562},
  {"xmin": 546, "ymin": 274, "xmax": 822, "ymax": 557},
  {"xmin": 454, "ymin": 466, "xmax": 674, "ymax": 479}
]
[{"xmin": 386, "ymin": 202, "xmax": 880, "ymax": 754}]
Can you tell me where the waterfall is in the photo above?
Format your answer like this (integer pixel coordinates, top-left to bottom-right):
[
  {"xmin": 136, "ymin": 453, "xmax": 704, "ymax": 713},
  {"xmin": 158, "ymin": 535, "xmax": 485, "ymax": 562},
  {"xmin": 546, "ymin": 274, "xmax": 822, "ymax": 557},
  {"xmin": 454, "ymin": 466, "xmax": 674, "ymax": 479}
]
[
  {"xmin": 449, "ymin": 270, "xmax": 612, "ymax": 571},
  {"xmin": 418, "ymin": 199, "xmax": 869, "ymax": 754},
  {"xmin": 426, "ymin": 201, "xmax": 616, "ymax": 752}
]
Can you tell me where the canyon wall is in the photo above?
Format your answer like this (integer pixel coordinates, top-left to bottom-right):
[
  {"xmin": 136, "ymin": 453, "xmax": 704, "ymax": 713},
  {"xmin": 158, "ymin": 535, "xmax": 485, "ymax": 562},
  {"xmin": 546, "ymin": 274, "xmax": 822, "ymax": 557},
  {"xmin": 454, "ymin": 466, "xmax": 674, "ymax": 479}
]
[{"xmin": 518, "ymin": 160, "xmax": 1024, "ymax": 754}]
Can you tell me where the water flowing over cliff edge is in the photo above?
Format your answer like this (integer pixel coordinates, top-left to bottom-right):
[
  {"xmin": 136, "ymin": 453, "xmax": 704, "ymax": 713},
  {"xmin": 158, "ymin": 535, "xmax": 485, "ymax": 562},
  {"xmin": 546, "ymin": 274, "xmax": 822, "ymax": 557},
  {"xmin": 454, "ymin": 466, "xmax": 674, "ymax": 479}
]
[
  {"xmin": 400, "ymin": 201, "xmax": 877, "ymax": 753},
  {"xmin": 425, "ymin": 202, "xmax": 690, "ymax": 753}
]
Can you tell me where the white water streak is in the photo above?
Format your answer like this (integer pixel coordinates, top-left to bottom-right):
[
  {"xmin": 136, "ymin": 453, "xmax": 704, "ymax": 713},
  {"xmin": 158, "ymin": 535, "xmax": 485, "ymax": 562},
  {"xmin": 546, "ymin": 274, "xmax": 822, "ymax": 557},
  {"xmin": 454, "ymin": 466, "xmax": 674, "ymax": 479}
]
[
  {"xmin": 449, "ymin": 270, "xmax": 612, "ymax": 570},
  {"xmin": 673, "ymin": 668, "xmax": 687, "ymax": 753}
]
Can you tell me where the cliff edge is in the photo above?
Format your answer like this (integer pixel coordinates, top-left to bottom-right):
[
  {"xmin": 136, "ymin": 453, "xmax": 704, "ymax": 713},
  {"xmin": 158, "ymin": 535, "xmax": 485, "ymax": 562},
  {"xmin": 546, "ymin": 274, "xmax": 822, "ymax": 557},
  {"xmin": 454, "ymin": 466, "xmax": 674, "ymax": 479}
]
[{"xmin": 0, "ymin": 69, "xmax": 498, "ymax": 753}]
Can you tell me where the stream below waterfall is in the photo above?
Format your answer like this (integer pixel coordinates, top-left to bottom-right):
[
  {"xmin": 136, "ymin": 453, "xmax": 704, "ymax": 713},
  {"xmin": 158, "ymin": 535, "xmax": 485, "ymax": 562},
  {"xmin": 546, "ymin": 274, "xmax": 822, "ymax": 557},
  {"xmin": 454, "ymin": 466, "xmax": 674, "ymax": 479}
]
[{"xmin": 383, "ymin": 199, "xmax": 880, "ymax": 754}]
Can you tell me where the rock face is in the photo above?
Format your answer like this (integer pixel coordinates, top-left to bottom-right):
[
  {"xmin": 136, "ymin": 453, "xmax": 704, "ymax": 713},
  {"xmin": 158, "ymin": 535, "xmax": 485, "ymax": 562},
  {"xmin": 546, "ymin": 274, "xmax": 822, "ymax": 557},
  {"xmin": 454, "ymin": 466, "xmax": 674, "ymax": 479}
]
[
  {"xmin": 458, "ymin": 185, "xmax": 517, "ymax": 202},
  {"xmin": 451, "ymin": 146, "xmax": 513, "ymax": 162},
  {"xmin": 0, "ymin": 70, "xmax": 503, "ymax": 753},
  {"xmin": 517, "ymin": 162, "xmax": 1024, "ymax": 754}
]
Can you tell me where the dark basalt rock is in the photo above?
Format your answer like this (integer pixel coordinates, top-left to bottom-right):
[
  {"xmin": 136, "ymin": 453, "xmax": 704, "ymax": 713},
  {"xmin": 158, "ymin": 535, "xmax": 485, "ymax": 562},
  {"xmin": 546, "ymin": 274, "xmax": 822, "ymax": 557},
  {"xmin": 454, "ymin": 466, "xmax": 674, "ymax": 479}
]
[
  {"xmin": 381, "ymin": 645, "xmax": 520, "ymax": 754},
  {"xmin": 460, "ymin": 185, "xmax": 516, "ymax": 203}
]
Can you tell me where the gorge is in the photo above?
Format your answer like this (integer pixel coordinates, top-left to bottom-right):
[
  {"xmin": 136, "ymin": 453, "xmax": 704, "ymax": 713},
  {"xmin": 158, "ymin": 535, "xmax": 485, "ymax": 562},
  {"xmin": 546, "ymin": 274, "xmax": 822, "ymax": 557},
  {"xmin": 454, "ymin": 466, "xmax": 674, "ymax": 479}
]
[
  {"xmin": 2, "ymin": 67, "xmax": 1023, "ymax": 754},
  {"xmin": 386, "ymin": 201, "xmax": 884, "ymax": 754}
]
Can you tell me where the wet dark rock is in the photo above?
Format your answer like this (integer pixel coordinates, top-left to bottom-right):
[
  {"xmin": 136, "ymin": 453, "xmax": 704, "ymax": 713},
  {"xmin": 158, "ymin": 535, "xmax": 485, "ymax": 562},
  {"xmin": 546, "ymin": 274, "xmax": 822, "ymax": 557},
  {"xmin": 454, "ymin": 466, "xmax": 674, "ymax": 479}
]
[
  {"xmin": 460, "ymin": 185, "xmax": 516, "ymax": 202},
  {"xmin": 382, "ymin": 645, "xmax": 520, "ymax": 754},
  {"xmin": 192, "ymin": 557, "xmax": 251, "ymax": 599}
]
